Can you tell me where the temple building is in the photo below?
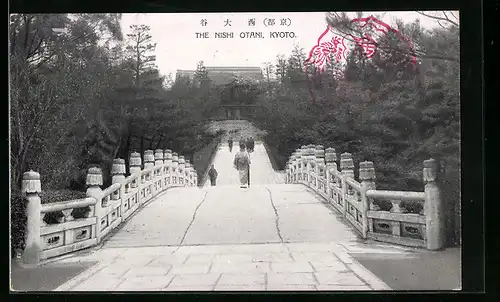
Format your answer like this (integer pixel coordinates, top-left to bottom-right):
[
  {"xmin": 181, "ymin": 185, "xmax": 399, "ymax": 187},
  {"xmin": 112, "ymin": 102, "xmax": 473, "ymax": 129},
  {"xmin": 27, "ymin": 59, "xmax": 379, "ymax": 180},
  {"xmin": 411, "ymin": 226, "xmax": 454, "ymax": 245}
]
[
  {"xmin": 176, "ymin": 66, "xmax": 263, "ymax": 119},
  {"xmin": 176, "ymin": 66, "xmax": 264, "ymax": 86}
]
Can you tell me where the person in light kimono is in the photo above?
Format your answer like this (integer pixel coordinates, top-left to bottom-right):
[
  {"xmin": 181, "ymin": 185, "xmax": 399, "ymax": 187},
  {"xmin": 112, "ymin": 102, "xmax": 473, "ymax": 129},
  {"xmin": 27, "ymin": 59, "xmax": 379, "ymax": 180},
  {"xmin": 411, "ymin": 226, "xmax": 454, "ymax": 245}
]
[{"xmin": 233, "ymin": 142, "xmax": 251, "ymax": 188}]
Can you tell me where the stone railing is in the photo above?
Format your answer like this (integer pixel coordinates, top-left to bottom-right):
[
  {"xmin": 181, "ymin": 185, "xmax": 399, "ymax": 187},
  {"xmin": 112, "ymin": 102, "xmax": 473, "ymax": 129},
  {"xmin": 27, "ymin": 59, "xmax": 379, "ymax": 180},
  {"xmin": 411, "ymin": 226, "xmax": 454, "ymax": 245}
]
[
  {"xmin": 285, "ymin": 144, "xmax": 445, "ymax": 251},
  {"xmin": 19, "ymin": 149, "xmax": 198, "ymax": 267}
]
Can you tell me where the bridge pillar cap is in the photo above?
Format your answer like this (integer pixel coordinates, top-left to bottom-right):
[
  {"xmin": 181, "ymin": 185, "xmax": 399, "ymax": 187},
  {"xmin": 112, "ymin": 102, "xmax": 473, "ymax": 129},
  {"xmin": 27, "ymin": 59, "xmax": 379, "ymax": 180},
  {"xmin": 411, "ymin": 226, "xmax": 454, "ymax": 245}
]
[
  {"xmin": 86, "ymin": 167, "xmax": 103, "ymax": 186},
  {"xmin": 22, "ymin": 170, "xmax": 40, "ymax": 180},
  {"xmin": 22, "ymin": 170, "xmax": 41, "ymax": 194}
]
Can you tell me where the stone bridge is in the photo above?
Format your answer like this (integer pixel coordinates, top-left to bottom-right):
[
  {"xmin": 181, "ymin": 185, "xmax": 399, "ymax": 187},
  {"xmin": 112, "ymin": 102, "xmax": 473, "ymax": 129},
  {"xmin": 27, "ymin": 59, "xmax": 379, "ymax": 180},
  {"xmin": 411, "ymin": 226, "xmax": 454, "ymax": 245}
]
[{"xmin": 15, "ymin": 121, "xmax": 455, "ymax": 291}]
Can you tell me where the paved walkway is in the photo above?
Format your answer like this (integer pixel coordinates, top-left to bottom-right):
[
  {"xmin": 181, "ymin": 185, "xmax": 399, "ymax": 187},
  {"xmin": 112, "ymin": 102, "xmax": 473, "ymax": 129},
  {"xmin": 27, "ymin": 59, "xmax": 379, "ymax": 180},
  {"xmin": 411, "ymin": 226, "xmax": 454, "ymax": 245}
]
[
  {"xmin": 50, "ymin": 140, "xmax": 417, "ymax": 291},
  {"xmin": 203, "ymin": 142, "xmax": 286, "ymax": 186}
]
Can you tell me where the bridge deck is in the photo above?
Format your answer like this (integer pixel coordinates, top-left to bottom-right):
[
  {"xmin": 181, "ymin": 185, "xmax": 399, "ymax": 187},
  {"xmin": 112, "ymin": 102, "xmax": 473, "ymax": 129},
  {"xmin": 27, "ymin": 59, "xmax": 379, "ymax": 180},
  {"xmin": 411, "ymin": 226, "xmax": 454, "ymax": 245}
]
[{"xmin": 52, "ymin": 140, "xmax": 417, "ymax": 291}]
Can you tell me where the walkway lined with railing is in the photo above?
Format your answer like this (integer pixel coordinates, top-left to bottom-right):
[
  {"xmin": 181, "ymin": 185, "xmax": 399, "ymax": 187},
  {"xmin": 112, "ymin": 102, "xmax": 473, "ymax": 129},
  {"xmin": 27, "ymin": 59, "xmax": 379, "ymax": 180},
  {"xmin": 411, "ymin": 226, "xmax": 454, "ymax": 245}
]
[
  {"xmin": 14, "ymin": 120, "xmax": 458, "ymax": 291},
  {"xmin": 49, "ymin": 140, "xmax": 421, "ymax": 291}
]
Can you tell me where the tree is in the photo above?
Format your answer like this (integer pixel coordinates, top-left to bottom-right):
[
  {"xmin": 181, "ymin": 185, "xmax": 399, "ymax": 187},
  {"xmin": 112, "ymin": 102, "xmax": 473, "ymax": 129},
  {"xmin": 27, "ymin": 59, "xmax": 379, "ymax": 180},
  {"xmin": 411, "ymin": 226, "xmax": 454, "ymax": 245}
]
[
  {"xmin": 275, "ymin": 54, "xmax": 287, "ymax": 85},
  {"xmin": 9, "ymin": 13, "xmax": 124, "ymax": 189},
  {"xmin": 286, "ymin": 44, "xmax": 308, "ymax": 88},
  {"xmin": 125, "ymin": 24, "xmax": 157, "ymax": 87},
  {"xmin": 194, "ymin": 60, "xmax": 210, "ymax": 88}
]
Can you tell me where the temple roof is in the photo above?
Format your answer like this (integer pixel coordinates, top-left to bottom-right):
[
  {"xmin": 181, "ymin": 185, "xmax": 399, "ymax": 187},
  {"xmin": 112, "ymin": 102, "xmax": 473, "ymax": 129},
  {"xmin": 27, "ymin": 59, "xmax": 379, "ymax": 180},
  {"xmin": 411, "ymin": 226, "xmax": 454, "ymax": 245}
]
[{"xmin": 176, "ymin": 66, "xmax": 263, "ymax": 85}]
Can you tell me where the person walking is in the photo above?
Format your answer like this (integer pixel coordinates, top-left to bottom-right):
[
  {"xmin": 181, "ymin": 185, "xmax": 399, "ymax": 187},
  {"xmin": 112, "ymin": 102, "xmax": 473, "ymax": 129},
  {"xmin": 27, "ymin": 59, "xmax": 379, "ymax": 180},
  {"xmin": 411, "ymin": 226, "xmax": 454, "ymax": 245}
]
[
  {"xmin": 208, "ymin": 165, "xmax": 218, "ymax": 186},
  {"xmin": 245, "ymin": 137, "xmax": 252, "ymax": 153},
  {"xmin": 228, "ymin": 138, "xmax": 233, "ymax": 152},
  {"xmin": 239, "ymin": 137, "xmax": 246, "ymax": 150},
  {"xmin": 233, "ymin": 142, "xmax": 251, "ymax": 188},
  {"xmin": 248, "ymin": 136, "xmax": 255, "ymax": 153}
]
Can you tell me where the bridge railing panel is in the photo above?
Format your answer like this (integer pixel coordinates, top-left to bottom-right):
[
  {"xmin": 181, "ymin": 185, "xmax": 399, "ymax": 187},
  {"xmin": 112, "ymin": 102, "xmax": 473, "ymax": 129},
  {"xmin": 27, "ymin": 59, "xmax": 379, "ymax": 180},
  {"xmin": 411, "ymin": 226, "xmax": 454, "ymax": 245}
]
[
  {"xmin": 365, "ymin": 190, "xmax": 426, "ymax": 248},
  {"xmin": 38, "ymin": 197, "xmax": 98, "ymax": 261},
  {"xmin": 285, "ymin": 145, "xmax": 445, "ymax": 251},
  {"xmin": 19, "ymin": 148, "xmax": 198, "ymax": 267},
  {"xmin": 344, "ymin": 177, "xmax": 363, "ymax": 234},
  {"xmin": 122, "ymin": 174, "xmax": 140, "ymax": 221}
]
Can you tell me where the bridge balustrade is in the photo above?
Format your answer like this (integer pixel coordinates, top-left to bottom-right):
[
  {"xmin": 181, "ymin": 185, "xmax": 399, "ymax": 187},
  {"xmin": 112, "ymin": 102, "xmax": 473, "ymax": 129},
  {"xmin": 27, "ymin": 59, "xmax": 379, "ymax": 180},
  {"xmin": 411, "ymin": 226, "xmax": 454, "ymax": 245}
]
[
  {"xmin": 19, "ymin": 149, "xmax": 198, "ymax": 267},
  {"xmin": 285, "ymin": 145, "xmax": 445, "ymax": 251}
]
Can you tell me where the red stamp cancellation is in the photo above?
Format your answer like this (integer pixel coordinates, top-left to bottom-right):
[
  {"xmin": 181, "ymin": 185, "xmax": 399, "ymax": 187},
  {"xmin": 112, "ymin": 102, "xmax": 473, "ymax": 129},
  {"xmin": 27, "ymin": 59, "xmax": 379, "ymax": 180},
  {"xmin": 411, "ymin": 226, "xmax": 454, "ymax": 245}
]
[{"xmin": 304, "ymin": 15, "xmax": 419, "ymax": 103}]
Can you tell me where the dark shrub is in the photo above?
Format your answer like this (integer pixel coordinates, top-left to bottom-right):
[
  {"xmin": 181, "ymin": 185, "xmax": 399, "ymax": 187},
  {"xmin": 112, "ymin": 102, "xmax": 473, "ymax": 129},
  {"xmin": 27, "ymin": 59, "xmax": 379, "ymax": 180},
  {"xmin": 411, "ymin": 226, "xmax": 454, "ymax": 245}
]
[{"xmin": 10, "ymin": 188, "xmax": 27, "ymax": 257}]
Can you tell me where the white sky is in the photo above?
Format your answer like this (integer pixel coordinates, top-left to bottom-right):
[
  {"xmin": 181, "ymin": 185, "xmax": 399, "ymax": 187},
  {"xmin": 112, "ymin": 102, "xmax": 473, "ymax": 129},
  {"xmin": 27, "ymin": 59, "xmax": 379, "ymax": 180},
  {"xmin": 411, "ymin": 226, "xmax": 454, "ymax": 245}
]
[{"xmin": 120, "ymin": 11, "xmax": 458, "ymax": 78}]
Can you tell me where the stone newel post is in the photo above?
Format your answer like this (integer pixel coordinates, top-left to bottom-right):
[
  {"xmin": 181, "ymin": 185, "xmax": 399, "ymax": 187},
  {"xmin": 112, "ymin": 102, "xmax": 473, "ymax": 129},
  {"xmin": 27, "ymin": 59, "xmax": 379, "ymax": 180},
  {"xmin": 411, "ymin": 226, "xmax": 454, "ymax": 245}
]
[
  {"xmin": 144, "ymin": 150, "xmax": 155, "ymax": 195},
  {"xmin": 111, "ymin": 159, "xmax": 126, "ymax": 184},
  {"xmin": 306, "ymin": 145, "xmax": 316, "ymax": 185},
  {"xmin": 172, "ymin": 153, "xmax": 179, "ymax": 185},
  {"xmin": 86, "ymin": 167, "xmax": 103, "ymax": 242},
  {"xmin": 164, "ymin": 149, "xmax": 172, "ymax": 186},
  {"xmin": 300, "ymin": 146, "xmax": 308, "ymax": 183},
  {"xmin": 315, "ymin": 145, "xmax": 325, "ymax": 188},
  {"xmin": 423, "ymin": 159, "xmax": 445, "ymax": 250},
  {"xmin": 154, "ymin": 149, "xmax": 164, "ymax": 193},
  {"xmin": 144, "ymin": 150, "xmax": 155, "ymax": 170},
  {"xmin": 129, "ymin": 152, "xmax": 142, "ymax": 176},
  {"xmin": 324, "ymin": 148, "xmax": 337, "ymax": 198},
  {"xmin": 186, "ymin": 162, "xmax": 193, "ymax": 186},
  {"xmin": 359, "ymin": 161, "xmax": 376, "ymax": 239},
  {"xmin": 340, "ymin": 153, "xmax": 355, "ymax": 216},
  {"xmin": 111, "ymin": 158, "xmax": 126, "ymax": 206},
  {"xmin": 178, "ymin": 156, "xmax": 186, "ymax": 186},
  {"xmin": 287, "ymin": 153, "xmax": 296, "ymax": 183},
  {"xmin": 155, "ymin": 149, "xmax": 164, "ymax": 166},
  {"xmin": 20, "ymin": 170, "xmax": 42, "ymax": 267}
]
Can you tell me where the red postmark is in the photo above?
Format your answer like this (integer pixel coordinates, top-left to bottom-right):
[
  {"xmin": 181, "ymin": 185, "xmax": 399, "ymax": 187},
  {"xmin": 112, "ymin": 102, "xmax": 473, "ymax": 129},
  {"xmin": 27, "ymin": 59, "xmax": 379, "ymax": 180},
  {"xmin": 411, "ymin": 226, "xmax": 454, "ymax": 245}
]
[{"xmin": 304, "ymin": 15, "xmax": 418, "ymax": 104}]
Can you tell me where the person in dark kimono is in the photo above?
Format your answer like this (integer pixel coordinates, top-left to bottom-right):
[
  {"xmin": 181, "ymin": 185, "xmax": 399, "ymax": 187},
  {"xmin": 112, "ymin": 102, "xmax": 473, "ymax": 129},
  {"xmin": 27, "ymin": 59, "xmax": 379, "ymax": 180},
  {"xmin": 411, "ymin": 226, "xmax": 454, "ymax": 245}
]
[
  {"xmin": 228, "ymin": 138, "xmax": 233, "ymax": 152},
  {"xmin": 248, "ymin": 136, "xmax": 255, "ymax": 152},
  {"xmin": 208, "ymin": 165, "xmax": 218, "ymax": 186}
]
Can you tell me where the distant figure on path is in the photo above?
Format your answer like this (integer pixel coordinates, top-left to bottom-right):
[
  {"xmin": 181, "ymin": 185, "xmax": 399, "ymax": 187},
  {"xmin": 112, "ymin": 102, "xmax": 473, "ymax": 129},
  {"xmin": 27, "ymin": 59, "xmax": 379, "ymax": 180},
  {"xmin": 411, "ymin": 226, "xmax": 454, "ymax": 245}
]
[
  {"xmin": 239, "ymin": 137, "xmax": 246, "ymax": 149},
  {"xmin": 208, "ymin": 165, "xmax": 218, "ymax": 186},
  {"xmin": 233, "ymin": 143, "xmax": 251, "ymax": 188},
  {"xmin": 246, "ymin": 136, "xmax": 255, "ymax": 153},
  {"xmin": 228, "ymin": 138, "xmax": 233, "ymax": 152}
]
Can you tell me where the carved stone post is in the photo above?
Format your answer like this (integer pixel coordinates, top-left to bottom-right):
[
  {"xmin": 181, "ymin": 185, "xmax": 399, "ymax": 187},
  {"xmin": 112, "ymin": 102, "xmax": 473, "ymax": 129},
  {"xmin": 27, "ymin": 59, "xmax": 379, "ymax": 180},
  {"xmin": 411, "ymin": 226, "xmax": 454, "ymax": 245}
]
[
  {"xmin": 154, "ymin": 149, "xmax": 164, "ymax": 193},
  {"xmin": 111, "ymin": 158, "xmax": 126, "ymax": 201},
  {"xmin": 111, "ymin": 159, "xmax": 126, "ymax": 216},
  {"xmin": 287, "ymin": 153, "xmax": 295, "ymax": 184},
  {"xmin": 187, "ymin": 160, "xmax": 194, "ymax": 186},
  {"xmin": 304, "ymin": 146, "xmax": 314, "ymax": 186},
  {"xmin": 144, "ymin": 150, "xmax": 155, "ymax": 170},
  {"xmin": 178, "ymin": 156, "xmax": 186, "ymax": 186},
  {"xmin": 129, "ymin": 152, "xmax": 142, "ymax": 175},
  {"xmin": 164, "ymin": 149, "xmax": 172, "ymax": 187},
  {"xmin": 86, "ymin": 167, "xmax": 103, "ymax": 242},
  {"xmin": 300, "ymin": 146, "xmax": 308, "ymax": 183},
  {"xmin": 424, "ymin": 159, "xmax": 445, "ymax": 250},
  {"xmin": 340, "ymin": 153, "xmax": 355, "ymax": 216},
  {"xmin": 359, "ymin": 161, "xmax": 376, "ymax": 239},
  {"xmin": 20, "ymin": 170, "xmax": 42, "ymax": 267},
  {"xmin": 293, "ymin": 149, "xmax": 301, "ymax": 183},
  {"xmin": 315, "ymin": 145, "xmax": 325, "ymax": 190},
  {"xmin": 129, "ymin": 152, "xmax": 141, "ymax": 205},
  {"xmin": 325, "ymin": 148, "xmax": 337, "ymax": 199},
  {"xmin": 155, "ymin": 149, "xmax": 164, "ymax": 166},
  {"xmin": 144, "ymin": 150, "xmax": 155, "ymax": 196},
  {"xmin": 111, "ymin": 159, "xmax": 126, "ymax": 184},
  {"xmin": 172, "ymin": 152, "xmax": 179, "ymax": 186}
]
